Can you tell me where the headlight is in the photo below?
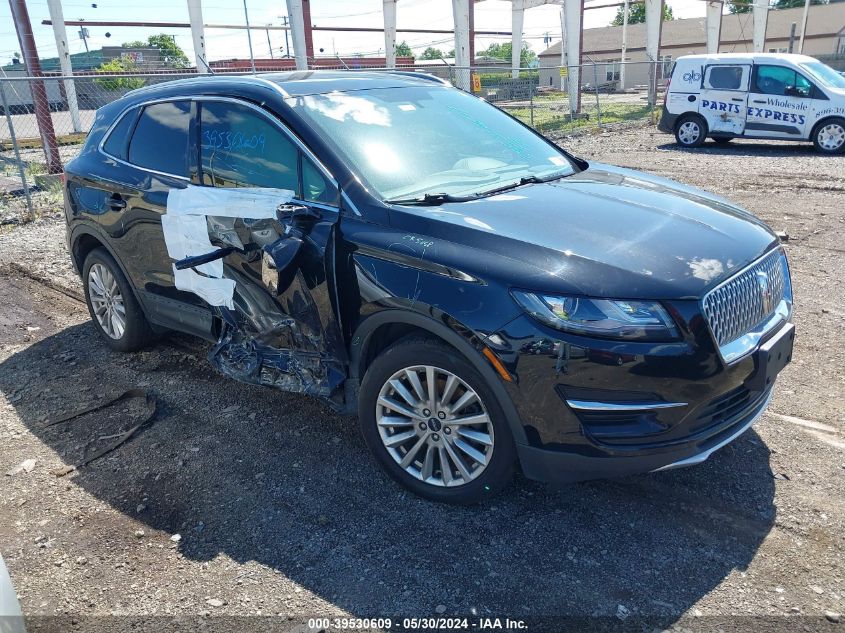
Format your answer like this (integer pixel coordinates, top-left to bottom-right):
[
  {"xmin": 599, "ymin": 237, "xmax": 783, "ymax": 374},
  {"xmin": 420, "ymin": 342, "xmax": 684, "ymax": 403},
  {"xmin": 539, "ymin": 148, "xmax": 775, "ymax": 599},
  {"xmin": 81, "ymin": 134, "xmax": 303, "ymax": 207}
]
[{"xmin": 511, "ymin": 291, "xmax": 679, "ymax": 341}]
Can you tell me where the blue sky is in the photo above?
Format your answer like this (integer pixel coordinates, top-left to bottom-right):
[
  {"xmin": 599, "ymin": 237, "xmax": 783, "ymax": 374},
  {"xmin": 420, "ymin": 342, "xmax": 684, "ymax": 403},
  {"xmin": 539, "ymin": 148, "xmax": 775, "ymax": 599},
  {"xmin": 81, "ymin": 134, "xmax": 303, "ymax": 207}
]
[{"xmin": 0, "ymin": 0, "xmax": 706, "ymax": 66}]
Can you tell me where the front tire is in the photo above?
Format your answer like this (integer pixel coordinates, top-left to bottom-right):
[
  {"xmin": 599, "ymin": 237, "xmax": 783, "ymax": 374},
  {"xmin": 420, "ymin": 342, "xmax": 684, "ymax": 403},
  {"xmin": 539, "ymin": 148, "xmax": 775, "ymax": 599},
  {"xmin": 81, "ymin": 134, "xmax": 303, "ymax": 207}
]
[
  {"xmin": 359, "ymin": 337, "xmax": 516, "ymax": 504},
  {"xmin": 813, "ymin": 118, "xmax": 845, "ymax": 154},
  {"xmin": 674, "ymin": 114, "xmax": 707, "ymax": 148},
  {"xmin": 82, "ymin": 248, "xmax": 155, "ymax": 352}
]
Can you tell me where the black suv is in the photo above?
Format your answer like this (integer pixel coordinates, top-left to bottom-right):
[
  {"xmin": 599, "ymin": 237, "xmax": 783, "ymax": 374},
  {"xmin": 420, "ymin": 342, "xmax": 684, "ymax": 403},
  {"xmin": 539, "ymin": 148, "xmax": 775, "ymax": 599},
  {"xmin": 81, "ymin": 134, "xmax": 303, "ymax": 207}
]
[{"xmin": 64, "ymin": 71, "xmax": 795, "ymax": 504}]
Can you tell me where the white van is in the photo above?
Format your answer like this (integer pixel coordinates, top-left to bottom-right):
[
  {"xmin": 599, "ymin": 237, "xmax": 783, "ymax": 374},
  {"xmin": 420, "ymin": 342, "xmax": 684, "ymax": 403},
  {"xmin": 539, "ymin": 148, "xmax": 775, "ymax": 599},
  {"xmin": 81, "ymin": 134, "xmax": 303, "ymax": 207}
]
[{"xmin": 658, "ymin": 53, "xmax": 845, "ymax": 154}]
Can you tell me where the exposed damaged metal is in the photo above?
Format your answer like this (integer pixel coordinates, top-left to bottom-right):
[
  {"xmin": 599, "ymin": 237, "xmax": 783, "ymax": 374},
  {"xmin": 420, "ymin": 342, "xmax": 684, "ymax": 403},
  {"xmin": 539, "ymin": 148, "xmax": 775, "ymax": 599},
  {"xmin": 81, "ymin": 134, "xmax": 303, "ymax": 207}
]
[{"xmin": 164, "ymin": 185, "xmax": 346, "ymax": 402}]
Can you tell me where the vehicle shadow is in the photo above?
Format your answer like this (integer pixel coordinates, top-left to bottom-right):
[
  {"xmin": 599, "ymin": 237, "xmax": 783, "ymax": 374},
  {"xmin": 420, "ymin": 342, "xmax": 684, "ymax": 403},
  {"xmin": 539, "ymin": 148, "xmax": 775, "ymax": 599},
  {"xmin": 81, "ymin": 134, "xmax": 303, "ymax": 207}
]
[
  {"xmin": 1, "ymin": 322, "xmax": 776, "ymax": 623},
  {"xmin": 657, "ymin": 140, "xmax": 819, "ymax": 157}
]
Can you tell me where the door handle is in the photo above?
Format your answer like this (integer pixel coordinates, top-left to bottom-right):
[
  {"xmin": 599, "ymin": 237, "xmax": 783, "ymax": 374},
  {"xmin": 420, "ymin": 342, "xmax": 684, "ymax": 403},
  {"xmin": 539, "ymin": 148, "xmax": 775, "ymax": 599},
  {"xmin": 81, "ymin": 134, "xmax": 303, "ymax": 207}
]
[
  {"xmin": 108, "ymin": 195, "xmax": 126, "ymax": 211},
  {"xmin": 731, "ymin": 98, "xmax": 744, "ymax": 102},
  {"xmin": 752, "ymin": 99, "xmax": 766, "ymax": 104}
]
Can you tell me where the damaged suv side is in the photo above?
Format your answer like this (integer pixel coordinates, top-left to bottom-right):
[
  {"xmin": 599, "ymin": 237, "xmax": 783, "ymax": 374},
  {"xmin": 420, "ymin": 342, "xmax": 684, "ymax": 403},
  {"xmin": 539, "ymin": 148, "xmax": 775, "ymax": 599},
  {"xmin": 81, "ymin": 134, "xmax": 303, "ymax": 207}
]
[{"xmin": 65, "ymin": 72, "xmax": 794, "ymax": 504}]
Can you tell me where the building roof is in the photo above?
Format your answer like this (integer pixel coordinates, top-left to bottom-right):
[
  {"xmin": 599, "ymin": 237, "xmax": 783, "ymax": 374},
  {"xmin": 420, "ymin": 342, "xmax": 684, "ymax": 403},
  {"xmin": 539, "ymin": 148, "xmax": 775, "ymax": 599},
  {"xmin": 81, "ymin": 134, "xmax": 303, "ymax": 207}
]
[{"xmin": 539, "ymin": 3, "xmax": 845, "ymax": 57}]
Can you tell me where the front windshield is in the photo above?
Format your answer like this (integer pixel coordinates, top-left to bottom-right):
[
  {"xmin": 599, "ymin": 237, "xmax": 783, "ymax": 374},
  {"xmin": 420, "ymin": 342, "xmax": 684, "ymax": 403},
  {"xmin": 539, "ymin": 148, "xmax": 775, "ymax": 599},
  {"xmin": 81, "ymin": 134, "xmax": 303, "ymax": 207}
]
[
  {"xmin": 800, "ymin": 61, "xmax": 845, "ymax": 90},
  {"xmin": 286, "ymin": 85, "xmax": 576, "ymax": 201}
]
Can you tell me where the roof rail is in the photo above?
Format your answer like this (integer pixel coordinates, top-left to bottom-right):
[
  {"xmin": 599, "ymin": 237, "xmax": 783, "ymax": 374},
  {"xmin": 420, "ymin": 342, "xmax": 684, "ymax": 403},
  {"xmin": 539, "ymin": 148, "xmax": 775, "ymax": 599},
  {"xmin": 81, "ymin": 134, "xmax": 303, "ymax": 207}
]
[{"xmin": 380, "ymin": 70, "xmax": 452, "ymax": 86}]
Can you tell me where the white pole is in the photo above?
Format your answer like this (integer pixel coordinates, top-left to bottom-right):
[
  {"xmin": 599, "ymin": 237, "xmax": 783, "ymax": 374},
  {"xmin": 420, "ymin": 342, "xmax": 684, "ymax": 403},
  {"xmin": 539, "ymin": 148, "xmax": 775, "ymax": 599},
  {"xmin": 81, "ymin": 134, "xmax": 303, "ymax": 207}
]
[
  {"xmin": 752, "ymin": 0, "xmax": 768, "ymax": 53},
  {"xmin": 512, "ymin": 0, "xmax": 525, "ymax": 79},
  {"xmin": 452, "ymin": 0, "xmax": 471, "ymax": 91},
  {"xmin": 384, "ymin": 0, "xmax": 397, "ymax": 68},
  {"xmin": 243, "ymin": 0, "xmax": 257, "ymax": 73},
  {"xmin": 559, "ymin": 5, "xmax": 566, "ymax": 91},
  {"xmin": 564, "ymin": 0, "xmax": 582, "ymax": 116},
  {"xmin": 645, "ymin": 0, "xmax": 663, "ymax": 107},
  {"xmin": 46, "ymin": 0, "xmax": 82, "ymax": 132},
  {"xmin": 620, "ymin": 0, "xmax": 629, "ymax": 90},
  {"xmin": 286, "ymin": 0, "xmax": 308, "ymax": 70},
  {"xmin": 798, "ymin": 0, "xmax": 810, "ymax": 54},
  {"xmin": 186, "ymin": 0, "xmax": 208, "ymax": 73},
  {"xmin": 705, "ymin": 0, "xmax": 722, "ymax": 54}
]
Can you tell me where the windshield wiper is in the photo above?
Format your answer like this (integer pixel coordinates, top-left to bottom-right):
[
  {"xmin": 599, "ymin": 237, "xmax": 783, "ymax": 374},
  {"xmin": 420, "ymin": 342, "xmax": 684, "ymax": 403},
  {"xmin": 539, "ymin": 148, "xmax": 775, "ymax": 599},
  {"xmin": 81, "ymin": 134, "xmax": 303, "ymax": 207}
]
[
  {"xmin": 471, "ymin": 171, "xmax": 572, "ymax": 198},
  {"xmin": 384, "ymin": 192, "xmax": 478, "ymax": 206}
]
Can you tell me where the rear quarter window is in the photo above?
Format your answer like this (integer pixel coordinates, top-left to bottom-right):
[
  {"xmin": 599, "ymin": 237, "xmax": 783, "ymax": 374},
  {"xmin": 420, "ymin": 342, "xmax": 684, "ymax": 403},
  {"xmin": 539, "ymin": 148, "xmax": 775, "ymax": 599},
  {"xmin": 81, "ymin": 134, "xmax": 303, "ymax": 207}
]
[
  {"xmin": 127, "ymin": 101, "xmax": 191, "ymax": 177},
  {"xmin": 101, "ymin": 108, "xmax": 137, "ymax": 160}
]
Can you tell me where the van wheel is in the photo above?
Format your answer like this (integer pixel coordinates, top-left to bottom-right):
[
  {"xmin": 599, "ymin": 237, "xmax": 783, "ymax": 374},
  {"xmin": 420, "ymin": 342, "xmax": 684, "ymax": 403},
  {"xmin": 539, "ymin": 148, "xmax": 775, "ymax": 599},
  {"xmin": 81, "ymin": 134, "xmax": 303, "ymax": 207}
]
[
  {"xmin": 82, "ymin": 248, "xmax": 156, "ymax": 352},
  {"xmin": 674, "ymin": 114, "xmax": 707, "ymax": 148},
  {"xmin": 812, "ymin": 118, "xmax": 845, "ymax": 154},
  {"xmin": 358, "ymin": 337, "xmax": 516, "ymax": 504}
]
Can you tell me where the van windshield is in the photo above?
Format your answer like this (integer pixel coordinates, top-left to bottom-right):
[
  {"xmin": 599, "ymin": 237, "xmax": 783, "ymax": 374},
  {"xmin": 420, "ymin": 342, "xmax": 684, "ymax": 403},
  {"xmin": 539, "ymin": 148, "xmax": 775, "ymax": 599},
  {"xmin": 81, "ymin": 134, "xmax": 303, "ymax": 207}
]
[
  {"xmin": 800, "ymin": 61, "xmax": 845, "ymax": 90},
  {"xmin": 286, "ymin": 85, "xmax": 577, "ymax": 202}
]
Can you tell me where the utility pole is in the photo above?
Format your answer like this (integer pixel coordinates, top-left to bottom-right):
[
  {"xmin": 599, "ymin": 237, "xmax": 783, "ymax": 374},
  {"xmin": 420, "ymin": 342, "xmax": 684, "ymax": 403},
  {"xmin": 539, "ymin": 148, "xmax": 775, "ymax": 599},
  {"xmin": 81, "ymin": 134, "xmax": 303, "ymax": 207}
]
[
  {"xmin": 620, "ymin": 0, "xmax": 629, "ymax": 90},
  {"xmin": 788, "ymin": 22, "xmax": 796, "ymax": 53},
  {"xmin": 8, "ymin": 0, "xmax": 62, "ymax": 174},
  {"xmin": 798, "ymin": 0, "xmax": 811, "ymax": 54},
  {"xmin": 281, "ymin": 15, "xmax": 290, "ymax": 57},
  {"xmin": 79, "ymin": 24, "xmax": 90, "ymax": 52}
]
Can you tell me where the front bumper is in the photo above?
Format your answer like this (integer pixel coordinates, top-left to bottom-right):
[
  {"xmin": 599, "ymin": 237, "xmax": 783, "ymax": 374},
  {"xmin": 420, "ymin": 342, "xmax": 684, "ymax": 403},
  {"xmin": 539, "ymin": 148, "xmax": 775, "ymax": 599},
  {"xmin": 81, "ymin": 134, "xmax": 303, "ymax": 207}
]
[
  {"xmin": 517, "ymin": 389, "xmax": 772, "ymax": 484},
  {"xmin": 486, "ymin": 303, "xmax": 793, "ymax": 484}
]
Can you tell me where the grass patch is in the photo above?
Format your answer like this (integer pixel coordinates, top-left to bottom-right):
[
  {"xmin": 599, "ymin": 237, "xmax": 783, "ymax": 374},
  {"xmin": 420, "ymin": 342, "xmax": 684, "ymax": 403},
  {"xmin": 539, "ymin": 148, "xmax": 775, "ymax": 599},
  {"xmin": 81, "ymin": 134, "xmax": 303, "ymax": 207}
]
[{"xmin": 505, "ymin": 102, "xmax": 657, "ymax": 134}]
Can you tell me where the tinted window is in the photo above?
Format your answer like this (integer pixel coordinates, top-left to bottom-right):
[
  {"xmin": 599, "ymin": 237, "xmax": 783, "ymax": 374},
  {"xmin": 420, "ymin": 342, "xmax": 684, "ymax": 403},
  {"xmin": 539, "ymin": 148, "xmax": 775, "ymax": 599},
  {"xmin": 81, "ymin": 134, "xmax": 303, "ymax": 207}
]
[
  {"xmin": 755, "ymin": 65, "xmax": 812, "ymax": 97},
  {"xmin": 127, "ymin": 101, "xmax": 191, "ymax": 176},
  {"xmin": 706, "ymin": 65, "xmax": 744, "ymax": 90},
  {"xmin": 199, "ymin": 100, "xmax": 299, "ymax": 192},
  {"xmin": 102, "ymin": 108, "xmax": 137, "ymax": 160},
  {"xmin": 302, "ymin": 157, "xmax": 338, "ymax": 205}
]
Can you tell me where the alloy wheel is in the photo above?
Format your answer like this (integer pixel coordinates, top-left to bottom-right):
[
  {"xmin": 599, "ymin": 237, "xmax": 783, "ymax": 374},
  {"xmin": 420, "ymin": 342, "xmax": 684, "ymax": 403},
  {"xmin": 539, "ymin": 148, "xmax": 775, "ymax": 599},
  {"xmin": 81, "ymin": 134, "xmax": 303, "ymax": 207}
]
[
  {"xmin": 88, "ymin": 263, "xmax": 126, "ymax": 340},
  {"xmin": 817, "ymin": 123, "xmax": 845, "ymax": 151},
  {"xmin": 678, "ymin": 121, "xmax": 701, "ymax": 145},
  {"xmin": 375, "ymin": 365, "xmax": 495, "ymax": 487}
]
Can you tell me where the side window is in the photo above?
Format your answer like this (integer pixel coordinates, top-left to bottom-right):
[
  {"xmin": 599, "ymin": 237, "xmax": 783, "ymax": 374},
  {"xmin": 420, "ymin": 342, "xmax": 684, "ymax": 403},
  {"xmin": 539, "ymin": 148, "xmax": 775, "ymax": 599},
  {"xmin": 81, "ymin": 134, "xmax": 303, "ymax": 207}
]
[
  {"xmin": 302, "ymin": 157, "xmax": 338, "ymax": 206},
  {"xmin": 127, "ymin": 101, "xmax": 191, "ymax": 177},
  {"xmin": 199, "ymin": 100, "xmax": 299, "ymax": 192},
  {"xmin": 704, "ymin": 65, "xmax": 746, "ymax": 91},
  {"xmin": 755, "ymin": 65, "xmax": 812, "ymax": 98},
  {"xmin": 102, "ymin": 108, "xmax": 137, "ymax": 160}
]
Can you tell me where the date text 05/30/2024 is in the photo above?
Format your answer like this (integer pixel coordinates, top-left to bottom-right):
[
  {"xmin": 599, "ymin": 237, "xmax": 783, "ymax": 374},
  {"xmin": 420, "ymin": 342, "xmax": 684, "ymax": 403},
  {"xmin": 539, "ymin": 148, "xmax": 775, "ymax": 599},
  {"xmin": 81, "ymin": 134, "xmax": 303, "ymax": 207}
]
[{"xmin": 308, "ymin": 617, "xmax": 528, "ymax": 630}]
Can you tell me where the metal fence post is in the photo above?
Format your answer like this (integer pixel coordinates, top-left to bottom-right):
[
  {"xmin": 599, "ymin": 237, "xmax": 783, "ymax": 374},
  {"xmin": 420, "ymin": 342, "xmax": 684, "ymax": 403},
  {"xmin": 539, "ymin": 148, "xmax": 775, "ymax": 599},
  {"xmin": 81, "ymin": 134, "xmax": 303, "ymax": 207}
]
[
  {"xmin": 529, "ymin": 67, "xmax": 535, "ymax": 129},
  {"xmin": 591, "ymin": 61, "xmax": 602, "ymax": 129},
  {"xmin": 0, "ymin": 80, "xmax": 34, "ymax": 218}
]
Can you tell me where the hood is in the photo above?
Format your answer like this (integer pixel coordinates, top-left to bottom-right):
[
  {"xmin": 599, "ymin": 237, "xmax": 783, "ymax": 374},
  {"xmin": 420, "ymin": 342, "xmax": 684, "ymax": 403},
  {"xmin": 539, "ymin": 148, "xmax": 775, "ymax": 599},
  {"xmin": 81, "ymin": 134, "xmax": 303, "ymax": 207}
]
[{"xmin": 389, "ymin": 163, "xmax": 778, "ymax": 300}]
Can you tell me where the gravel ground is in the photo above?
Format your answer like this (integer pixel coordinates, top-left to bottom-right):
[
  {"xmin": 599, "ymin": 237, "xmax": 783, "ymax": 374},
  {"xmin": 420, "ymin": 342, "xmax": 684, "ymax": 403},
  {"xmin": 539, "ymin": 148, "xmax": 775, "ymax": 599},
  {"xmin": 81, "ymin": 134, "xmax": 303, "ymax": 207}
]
[{"xmin": 0, "ymin": 127, "xmax": 843, "ymax": 633}]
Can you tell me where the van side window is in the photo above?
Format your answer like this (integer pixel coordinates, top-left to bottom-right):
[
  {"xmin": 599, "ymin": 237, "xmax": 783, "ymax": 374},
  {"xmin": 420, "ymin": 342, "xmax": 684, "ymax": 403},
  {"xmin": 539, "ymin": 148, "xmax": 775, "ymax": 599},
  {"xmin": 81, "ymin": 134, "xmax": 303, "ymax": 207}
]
[
  {"xmin": 755, "ymin": 65, "xmax": 812, "ymax": 98},
  {"xmin": 127, "ymin": 101, "xmax": 191, "ymax": 177},
  {"xmin": 704, "ymin": 65, "xmax": 745, "ymax": 91},
  {"xmin": 199, "ymin": 100, "xmax": 299, "ymax": 193}
]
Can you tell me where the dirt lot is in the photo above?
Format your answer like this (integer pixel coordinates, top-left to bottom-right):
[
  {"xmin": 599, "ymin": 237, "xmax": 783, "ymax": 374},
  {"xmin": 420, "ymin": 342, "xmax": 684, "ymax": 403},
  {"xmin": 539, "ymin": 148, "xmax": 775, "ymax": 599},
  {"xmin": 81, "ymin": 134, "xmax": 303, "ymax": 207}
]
[{"xmin": 0, "ymin": 127, "xmax": 843, "ymax": 632}]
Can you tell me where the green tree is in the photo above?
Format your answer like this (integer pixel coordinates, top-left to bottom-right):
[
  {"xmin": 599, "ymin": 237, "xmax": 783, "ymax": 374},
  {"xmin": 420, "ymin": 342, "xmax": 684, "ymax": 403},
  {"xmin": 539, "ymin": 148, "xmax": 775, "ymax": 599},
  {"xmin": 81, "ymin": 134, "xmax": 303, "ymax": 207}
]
[
  {"xmin": 772, "ymin": 0, "xmax": 827, "ymax": 8},
  {"xmin": 122, "ymin": 34, "xmax": 189, "ymax": 68},
  {"xmin": 611, "ymin": 2, "xmax": 673, "ymax": 25},
  {"xmin": 94, "ymin": 58, "xmax": 146, "ymax": 91},
  {"xmin": 395, "ymin": 40, "xmax": 414, "ymax": 58},
  {"xmin": 420, "ymin": 47, "xmax": 445, "ymax": 60},
  {"xmin": 479, "ymin": 42, "xmax": 537, "ymax": 67}
]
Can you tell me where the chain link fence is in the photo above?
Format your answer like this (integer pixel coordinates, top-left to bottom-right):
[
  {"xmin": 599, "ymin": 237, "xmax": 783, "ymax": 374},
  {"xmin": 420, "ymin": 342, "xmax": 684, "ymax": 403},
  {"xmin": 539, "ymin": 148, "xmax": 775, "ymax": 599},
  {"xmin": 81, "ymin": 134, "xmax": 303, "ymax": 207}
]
[{"xmin": 0, "ymin": 61, "xmax": 665, "ymax": 225}]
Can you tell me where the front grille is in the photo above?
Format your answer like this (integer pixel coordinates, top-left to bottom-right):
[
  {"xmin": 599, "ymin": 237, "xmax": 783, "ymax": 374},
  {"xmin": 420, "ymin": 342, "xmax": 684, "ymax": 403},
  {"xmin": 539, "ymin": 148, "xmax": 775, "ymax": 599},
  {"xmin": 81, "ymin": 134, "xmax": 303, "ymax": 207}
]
[{"xmin": 702, "ymin": 249, "xmax": 788, "ymax": 353}]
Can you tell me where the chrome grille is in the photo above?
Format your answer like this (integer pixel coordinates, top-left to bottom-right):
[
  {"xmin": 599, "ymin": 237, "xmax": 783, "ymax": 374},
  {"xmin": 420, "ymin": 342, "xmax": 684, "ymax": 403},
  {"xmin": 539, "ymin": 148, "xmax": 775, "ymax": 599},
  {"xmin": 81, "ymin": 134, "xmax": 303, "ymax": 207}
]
[{"xmin": 702, "ymin": 250, "xmax": 788, "ymax": 353}]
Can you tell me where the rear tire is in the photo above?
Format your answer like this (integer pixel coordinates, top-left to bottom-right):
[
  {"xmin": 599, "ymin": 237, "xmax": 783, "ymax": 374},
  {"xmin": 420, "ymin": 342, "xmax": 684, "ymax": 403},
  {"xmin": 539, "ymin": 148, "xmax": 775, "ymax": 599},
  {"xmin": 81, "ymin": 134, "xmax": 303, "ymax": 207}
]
[
  {"xmin": 812, "ymin": 117, "xmax": 845, "ymax": 154},
  {"xmin": 359, "ymin": 337, "xmax": 516, "ymax": 504},
  {"xmin": 82, "ymin": 248, "xmax": 156, "ymax": 352},
  {"xmin": 674, "ymin": 114, "xmax": 707, "ymax": 148}
]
